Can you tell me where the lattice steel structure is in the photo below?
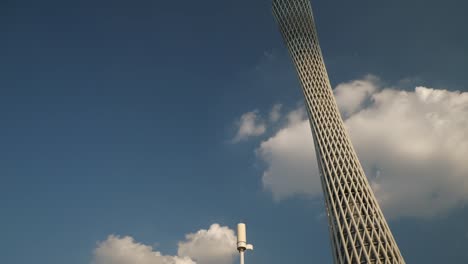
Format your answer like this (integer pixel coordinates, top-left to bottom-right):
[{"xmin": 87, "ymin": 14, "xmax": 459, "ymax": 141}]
[{"xmin": 272, "ymin": 1, "xmax": 405, "ymax": 263}]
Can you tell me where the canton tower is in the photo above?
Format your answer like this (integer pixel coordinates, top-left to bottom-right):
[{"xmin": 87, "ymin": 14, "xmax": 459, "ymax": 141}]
[{"xmin": 272, "ymin": 0, "xmax": 405, "ymax": 263}]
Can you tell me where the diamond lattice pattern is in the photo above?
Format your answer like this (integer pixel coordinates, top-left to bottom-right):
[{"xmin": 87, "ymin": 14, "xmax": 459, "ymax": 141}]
[{"xmin": 272, "ymin": 1, "xmax": 406, "ymax": 263}]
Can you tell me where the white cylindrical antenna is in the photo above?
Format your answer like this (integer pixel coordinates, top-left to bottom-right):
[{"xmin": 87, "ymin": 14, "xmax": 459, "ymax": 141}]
[
  {"xmin": 237, "ymin": 223, "xmax": 246, "ymax": 248},
  {"xmin": 237, "ymin": 223, "xmax": 253, "ymax": 264}
]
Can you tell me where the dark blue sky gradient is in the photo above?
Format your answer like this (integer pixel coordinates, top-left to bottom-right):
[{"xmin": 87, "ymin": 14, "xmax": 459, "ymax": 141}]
[{"xmin": 1, "ymin": 0, "xmax": 467, "ymax": 263}]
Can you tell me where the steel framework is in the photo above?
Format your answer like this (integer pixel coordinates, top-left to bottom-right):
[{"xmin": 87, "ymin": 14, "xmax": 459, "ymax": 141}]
[{"xmin": 272, "ymin": 0, "xmax": 405, "ymax": 263}]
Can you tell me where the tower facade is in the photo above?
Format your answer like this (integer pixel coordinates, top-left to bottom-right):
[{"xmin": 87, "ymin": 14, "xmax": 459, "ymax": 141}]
[{"xmin": 272, "ymin": 1, "xmax": 405, "ymax": 263}]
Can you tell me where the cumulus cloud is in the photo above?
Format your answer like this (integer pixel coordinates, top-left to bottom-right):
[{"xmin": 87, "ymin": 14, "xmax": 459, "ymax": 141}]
[
  {"xmin": 92, "ymin": 235, "xmax": 194, "ymax": 264},
  {"xmin": 92, "ymin": 224, "xmax": 236, "ymax": 264},
  {"xmin": 256, "ymin": 77, "xmax": 468, "ymax": 218},
  {"xmin": 232, "ymin": 111, "xmax": 266, "ymax": 142},
  {"xmin": 257, "ymin": 107, "xmax": 321, "ymax": 201},
  {"xmin": 178, "ymin": 224, "xmax": 237, "ymax": 264},
  {"xmin": 269, "ymin": 104, "xmax": 282, "ymax": 122},
  {"xmin": 334, "ymin": 75, "xmax": 378, "ymax": 117}
]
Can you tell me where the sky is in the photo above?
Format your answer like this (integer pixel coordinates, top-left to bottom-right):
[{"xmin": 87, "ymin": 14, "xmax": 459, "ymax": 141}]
[{"xmin": 1, "ymin": 0, "xmax": 468, "ymax": 263}]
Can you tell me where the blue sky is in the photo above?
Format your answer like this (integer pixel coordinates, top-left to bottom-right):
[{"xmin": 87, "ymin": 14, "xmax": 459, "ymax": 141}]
[{"xmin": 1, "ymin": 0, "xmax": 468, "ymax": 263}]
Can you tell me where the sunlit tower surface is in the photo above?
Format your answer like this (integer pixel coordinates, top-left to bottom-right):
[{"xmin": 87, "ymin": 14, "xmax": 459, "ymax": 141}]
[{"xmin": 272, "ymin": 0, "xmax": 405, "ymax": 263}]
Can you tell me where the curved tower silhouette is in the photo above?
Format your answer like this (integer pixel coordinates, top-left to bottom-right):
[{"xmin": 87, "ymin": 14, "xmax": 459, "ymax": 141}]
[{"xmin": 272, "ymin": 0, "xmax": 405, "ymax": 263}]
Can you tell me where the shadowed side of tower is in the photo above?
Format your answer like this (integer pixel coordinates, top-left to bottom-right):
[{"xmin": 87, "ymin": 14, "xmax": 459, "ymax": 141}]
[{"xmin": 271, "ymin": 1, "xmax": 405, "ymax": 263}]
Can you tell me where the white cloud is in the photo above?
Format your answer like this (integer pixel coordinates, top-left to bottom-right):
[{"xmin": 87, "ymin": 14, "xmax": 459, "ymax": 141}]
[
  {"xmin": 256, "ymin": 77, "xmax": 468, "ymax": 218},
  {"xmin": 92, "ymin": 235, "xmax": 195, "ymax": 264},
  {"xmin": 334, "ymin": 75, "xmax": 378, "ymax": 117},
  {"xmin": 233, "ymin": 111, "xmax": 266, "ymax": 142},
  {"xmin": 178, "ymin": 224, "xmax": 237, "ymax": 264},
  {"xmin": 269, "ymin": 104, "xmax": 282, "ymax": 122},
  {"xmin": 257, "ymin": 107, "xmax": 321, "ymax": 200},
  {"xmin": 92, "ymin": 224, "xmax": 236, "ymax": 264}
]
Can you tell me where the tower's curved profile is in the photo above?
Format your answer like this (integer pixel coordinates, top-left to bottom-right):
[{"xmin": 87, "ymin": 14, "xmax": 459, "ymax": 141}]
[{"xmin": 272, "ymin": 0, "xmax": 405, "ymax": 263}]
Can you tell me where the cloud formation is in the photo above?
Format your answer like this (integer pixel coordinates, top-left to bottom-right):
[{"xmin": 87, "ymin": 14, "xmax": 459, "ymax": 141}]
[
  {"xmin": 178, "ymin": 224, "xmax": 237, "ymax": 264},
  {"xmin": 269, "ymin": 104, "xmax": 282, "ymax": 122},
  {"xmin": 334, "ymin": 75, "xmax": 378, "ymax": 117},
  {"xmin": 255, "ymin": 77, "xmax": 468, "ymax": 218},
  {"xmin": 232, "ymin": 111, "xmax": 266, "ymax": 142},
  {"xmin": 257, "ymin": 108, "xmax": 320, "ymax": 201},
  {"xmin": 92, "ymin": 224, "xmax": 236, "ymax": 264}
]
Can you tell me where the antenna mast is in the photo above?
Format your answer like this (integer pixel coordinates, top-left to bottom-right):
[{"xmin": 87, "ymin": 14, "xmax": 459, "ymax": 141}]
[{"xmin": 237, "ymin": 223, "xmax": 253, "ymax": 264}]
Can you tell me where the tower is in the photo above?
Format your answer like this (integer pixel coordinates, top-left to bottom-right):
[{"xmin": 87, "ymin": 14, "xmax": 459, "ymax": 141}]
[{"xmin": 272, "ymin": 1, "xmax": 405, "ymax": 263}]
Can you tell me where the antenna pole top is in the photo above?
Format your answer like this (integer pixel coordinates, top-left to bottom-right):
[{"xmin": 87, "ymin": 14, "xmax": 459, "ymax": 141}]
[{"xmin": 237, "ymin": 223, "xmax": 254, "ymax": 252}]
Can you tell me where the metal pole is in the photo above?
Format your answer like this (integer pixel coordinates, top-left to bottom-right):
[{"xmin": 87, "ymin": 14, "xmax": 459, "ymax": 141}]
[{"xmin": 240, "ymin": 250, "xmax": 244, "ymax": 264}]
